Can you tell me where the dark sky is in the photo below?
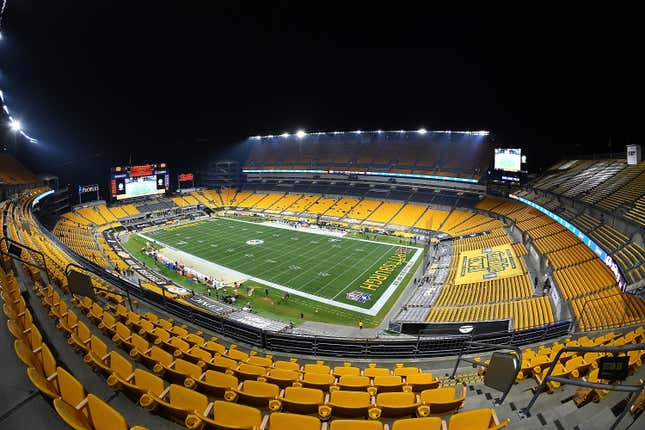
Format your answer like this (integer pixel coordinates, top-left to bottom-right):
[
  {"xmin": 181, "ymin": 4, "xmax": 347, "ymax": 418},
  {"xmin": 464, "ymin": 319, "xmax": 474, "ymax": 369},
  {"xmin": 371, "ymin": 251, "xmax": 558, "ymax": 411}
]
[{"xmin": 0, "ymin": 1, "xmax": 641, "ymax": 188}]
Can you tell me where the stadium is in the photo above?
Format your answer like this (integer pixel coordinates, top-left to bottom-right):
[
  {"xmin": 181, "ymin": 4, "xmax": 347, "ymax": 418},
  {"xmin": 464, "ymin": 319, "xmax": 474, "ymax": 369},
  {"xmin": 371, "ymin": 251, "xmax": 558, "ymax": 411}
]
[{"xmin": 1, "ymin": 3, "xmax": 644, "ymax": 430}]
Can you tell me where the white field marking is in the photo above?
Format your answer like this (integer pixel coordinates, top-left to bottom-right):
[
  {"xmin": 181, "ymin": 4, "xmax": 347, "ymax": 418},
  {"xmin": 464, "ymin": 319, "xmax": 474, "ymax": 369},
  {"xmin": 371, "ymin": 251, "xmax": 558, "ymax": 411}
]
[
  {"xmin": 330, "ymin": 245, "xmax": 396, "ymax": 299},
  {"xmin": 138, "ymin": 232, "xmax": 422, "ymax": 316},
  {"xmin": 215, "ymin": 217, "xmax": 423, "ymax": 250}
]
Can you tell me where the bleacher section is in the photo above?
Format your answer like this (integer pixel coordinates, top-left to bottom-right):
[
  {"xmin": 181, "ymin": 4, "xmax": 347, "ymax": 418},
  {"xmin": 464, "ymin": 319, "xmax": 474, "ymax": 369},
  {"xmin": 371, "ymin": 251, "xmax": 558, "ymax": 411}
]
[
  {"xmin": 0, "ymin": 153, "xmax": 38, "ymax": 184},
  {"xmin": 244, "ymin": 131, "xmax": 491, "ymax": 181}
]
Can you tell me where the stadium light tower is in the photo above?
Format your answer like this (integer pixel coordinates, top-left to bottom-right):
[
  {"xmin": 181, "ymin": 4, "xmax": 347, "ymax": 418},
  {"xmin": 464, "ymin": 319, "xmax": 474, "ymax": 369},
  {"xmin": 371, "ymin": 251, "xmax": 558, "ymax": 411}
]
[{"xmin": 9, "ymin": 119, "xmax": 21, "ymax": 132}]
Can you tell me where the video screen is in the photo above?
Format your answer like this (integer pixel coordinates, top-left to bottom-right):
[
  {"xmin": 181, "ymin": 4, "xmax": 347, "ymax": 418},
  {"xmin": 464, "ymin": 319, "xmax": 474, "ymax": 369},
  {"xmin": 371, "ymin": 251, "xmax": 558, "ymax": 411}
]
[
  {"xmin": 494, "ymin": 148, "xmax": 522, "ymax": 172},
  {"xmin": 110, "ymin": 163, "xmax": 169, "ymax": 201}
]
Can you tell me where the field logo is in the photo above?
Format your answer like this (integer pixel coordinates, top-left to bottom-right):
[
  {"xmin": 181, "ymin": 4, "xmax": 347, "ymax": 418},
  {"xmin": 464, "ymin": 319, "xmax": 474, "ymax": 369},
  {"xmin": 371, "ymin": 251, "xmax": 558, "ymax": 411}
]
[
  {"xmin": 246, "ymin": 239, "xmax": 264, "ymax": 246},
  {"xmin": 347, "ymin": 290, "xmax": 372, "ymax": 303}
]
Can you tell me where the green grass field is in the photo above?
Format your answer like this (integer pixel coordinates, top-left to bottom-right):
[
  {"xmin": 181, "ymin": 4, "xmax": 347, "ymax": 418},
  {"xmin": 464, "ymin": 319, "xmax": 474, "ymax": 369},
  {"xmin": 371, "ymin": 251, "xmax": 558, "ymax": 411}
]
[{"xmin": 136, "ymin": 217, "xmax": 423, "ymax": 324}]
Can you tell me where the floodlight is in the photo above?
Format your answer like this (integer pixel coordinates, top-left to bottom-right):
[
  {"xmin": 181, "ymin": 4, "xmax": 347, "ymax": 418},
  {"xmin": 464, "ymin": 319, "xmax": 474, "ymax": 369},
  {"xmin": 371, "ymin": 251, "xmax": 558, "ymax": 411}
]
[
  {"xmin": 417, "ymin": 128, "xmax": 427, "ymax": 135},
  {"xmin": 296, "ymin": 130, "xmax": 306, "ymax": 139},
  {"xmin": 10, "ymin": 119, "xmax": 21, "ymax": 132},
  {"xmin": 377, "ymin": 130, "xmax": 383, "ymax": 134},
  {"xmin": 281, "ymin": 132, "xmax": 290, "ymax": 138},
  {"xmin": 354, "ymin": 130, "xmax": 362, "ymax": 134}
]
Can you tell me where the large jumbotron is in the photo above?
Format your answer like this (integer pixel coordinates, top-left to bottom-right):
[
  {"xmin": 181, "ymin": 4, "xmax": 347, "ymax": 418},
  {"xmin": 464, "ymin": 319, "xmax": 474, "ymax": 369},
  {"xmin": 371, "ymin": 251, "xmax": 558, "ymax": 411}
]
[{"xmin": 2, "ymin": 4, "xmax": 644, "ymax": 430}]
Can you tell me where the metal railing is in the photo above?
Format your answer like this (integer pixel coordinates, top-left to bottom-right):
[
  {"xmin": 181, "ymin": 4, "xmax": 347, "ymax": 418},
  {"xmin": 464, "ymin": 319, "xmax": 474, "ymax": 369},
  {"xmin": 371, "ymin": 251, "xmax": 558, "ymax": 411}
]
[{"xmin": 519, "ymin": 343, "xmax": 645, "ymax": 430}]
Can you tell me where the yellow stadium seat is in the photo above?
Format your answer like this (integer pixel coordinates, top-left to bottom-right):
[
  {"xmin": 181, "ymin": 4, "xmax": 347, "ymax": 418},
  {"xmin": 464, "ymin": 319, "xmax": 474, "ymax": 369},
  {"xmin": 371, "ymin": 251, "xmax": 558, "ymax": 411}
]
[
  {"xmin": 447, "ymin": 408, "xmax": 509, "ymax": 430},
  {"xmin": 329, "ymin": 420, "xmax": 383, "ymax": 430},
  {"xmin": 319, "ymin": 390, "xmax": 376, "ymax": 419},
  {"xmin": 304, "ymin": 362, "xmax": 331, "ymax": 375},
  {"xmin": 373, "ymin": 375, "xmax": 404, "ymax": 393},
  {"xmin": 376, "ymin": 392, "xmax": 420, "ymax": 418},
  {"xmin": 185, "ymin": 400, "xmax": 262, "ymax": 430},
  {"xmin": 264, "ymin": 368, "xmax": 301, "ymax": 388},
  {"xmin": 266, "ymin": 412, "xmax": 321, "ymax": 430},
  {"xmin": 107, "ymin": 368, "xmax": 165, "ymax": 402},
  {"xmin": 24, "ymin": 343, "xmax": 60, "ymax": 399},
  {"xmin": 405, "ymin": 373, "xmax": 440, "ymax": 392},
  {"xmin": 55, "ymin": 392, "xmax": 145, "ymax": 430},
  {"xmin": 418, "ymin": 386, "xmax": 466, "ymax": 416},
  {"xmin": 112, "ymin": 322, "xmax": 134, "ymax": 350},
  {"xmin": 202, "ymin": 341, "xmax": 227, "ymax": 356},
  {"xmin": 97, "ymin": 311, "xmax": 117, "ymax": 336},
  {"xmin": 364, "ymin": 364, "xmax": 391, "ymax": 378},
  {"xmin": 184, "ymin": 346, "xmax": 213, "ymax": 366},
  {"xmin": 206, "ymin": 355, "xmax": 238, "ymax": 373},
  {"xmin": 392, "ymin": 417, "xmax": 445, "ymax": 430},
  {"xmin": 274, "ymin": 359, "xmax": 301, "ymax": 372},
  {"xmin": 393, "ymin": 365, "xmax": 420, "ymax": 378},
  {"xmin": 333, "ymin": 363, "xmax": 361, "ymax": 377},
  {"xmin": 336, "ymin": 375, "xmax": 371, "ymax": 391},
  {"xmin": 226, "ymin": 379, "xmax": 280, "ymax": 407},
  {"xmin": 192, "ymin": 370, "xmax": 239, "ymax": 398},
  {"xmin": 298, "ymin": 372, "xmax": 334, "ymax": 392},
  {"xmin": 52, "ymin": 367, "xmax": 88, "ymax": 425},
  {"xmin": 248, "ymin": 355, "xmax": 273, "ymax": 368},
  {"xmin": 156, "ymin": 357, "xmax": 204, "ymax": 386},
  {"xmin": 234, "ymin": 362, "xmax": 268, "ymax": 381},
  {"xmin": 69, "ymin": 321, "xmax": 92, "ymax": 353},
  {"xmin": 140, "ymin": 383, "xmax": 209, "ymax": 424},
  {"xmin": 271, "ymin": 386, "xmax": 324, "ymax": 415}
]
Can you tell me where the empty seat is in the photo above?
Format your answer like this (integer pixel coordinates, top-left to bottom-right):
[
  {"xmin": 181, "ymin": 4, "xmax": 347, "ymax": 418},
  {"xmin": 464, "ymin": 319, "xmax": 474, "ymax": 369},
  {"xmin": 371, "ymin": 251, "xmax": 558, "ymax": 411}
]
[
  {"xmin": 392, "ymin": 417, "xmax": 444, "ymax": 430},
  {"xmin": 107, "ymin": 368, "xmax": 165, "ymax": 402},
  {"xmin": 192, "ymin": 370, "xmax": 239, "ymax": 398},
  {"xmin": 447, "ymin": 408, "xmax": 509, "ymax": 430},
  {"xmin": 272, "ymin": 386, "xmax": 324, "ymax": 415},
  {"xmin": 376, "ymin": 392, "xmax": 420, "ymax": 418},
  {"xmin": 69, "ymin": 321, "xmax": 92, "ymax": 353},
  {"xmin": 373, "ymin": 375, "xmax": 404, "ymax": 393},
  {"xmin": 274, "ymin": 359, "xmax": 300, "ymax": 372},
  {"xmin": 266, "ymin": 412, "xmax": 321, "ymax": 430},
  {"xmin": 264, "ymin": 368, "xmax": 301, "ymax": 388},
  {"xmin": 364, "ymin": 364, "xmax": 391, "ymax": 378},
  {"xmin": 337, "ymin": 375, "xmax": 371, "ymax": 392},
  {"xmin": 234, "ymin": 362, "xmax": 267, "ymax": 381},
  {"xmin": 301, "ymin": 372, "xmax": 335, "ymax": 392},
  {"xmin": 140, "ymin": 383, "xmax": 209, "ymax": 424},
  {"xmin": 329, "ymin": 420, "xmax": 383, "ymax": 430},
  {"xmin": 185, "ymin": 400, "xmax": 262, "ymax": 430},
  {"xmin": 333, "ymin": 363, "xmax": 361, "ymax": 378},
  {"xmin": 418, "ymin": 386, "xmax": 466, "ymax": 416},
  {"xmin": 247, "ymin": 355, "xmax": 273, "ymax": 368},
  {"xmin": 226, "ymin": 379, "xmax": 280, "ymax": 407},
  {"xmin": 319, "ymin": 390, "xmax": 377, "ymax": 419},
  {"xmin": 304, "ymin": 362, "xmax": 331, "ymax": 375},
  {"xmin": 55, "ymin": 392, "xmax": 147, "ymax": 430},
  {"xmin": 405, "ymin": 373, "xmax": 440, "ymax": 392},
  {"xmin": 206, "ymin": 355, "xmax": 238, "ymax": 373}
]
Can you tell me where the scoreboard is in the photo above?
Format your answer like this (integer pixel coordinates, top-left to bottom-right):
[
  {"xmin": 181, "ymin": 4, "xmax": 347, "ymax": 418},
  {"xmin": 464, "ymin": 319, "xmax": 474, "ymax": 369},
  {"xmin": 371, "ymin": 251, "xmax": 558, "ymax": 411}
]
[{"xmin": 110, "ymin": 163, "xmax": 169, "ymax": 201}]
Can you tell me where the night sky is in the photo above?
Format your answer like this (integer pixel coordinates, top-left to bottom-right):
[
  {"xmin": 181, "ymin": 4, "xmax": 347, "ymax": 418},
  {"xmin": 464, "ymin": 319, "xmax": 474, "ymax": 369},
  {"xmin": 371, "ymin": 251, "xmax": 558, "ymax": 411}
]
[{"xmin": 0, "ymin": 1, "xmax": 640, "ymax": 189}]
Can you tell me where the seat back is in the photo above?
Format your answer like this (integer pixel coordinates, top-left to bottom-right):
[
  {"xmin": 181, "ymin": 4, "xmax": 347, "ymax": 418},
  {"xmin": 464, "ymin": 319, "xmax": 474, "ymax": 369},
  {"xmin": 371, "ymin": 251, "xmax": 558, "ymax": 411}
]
[
  {"xmin": 284, "ymin": 386, "xmax": 323, "ymax": 404},
  {"xmin": 448, "ymin": 408, "xmax": 495, "ymax": 430},
  {"xmin": 377, "ymin": 392, "xmax": 416, "ymax": 406},
  {"xmin": 392, "ymin": 417, "xmax": 444, "ymax": 430},
  {"xmin": 131, "ymin": 333, "xmax": 149, "ymax": 353},
  {"xmin": 211, "ymin": 400, "xmax": 262, "ymax": 428},
  {"xmin": 227, "ymin": 348, "xmax": 249, "ymax": 362},
  {"xmin": 110, "ymin": 351, "xmax": 133, "ymax": 379},
  {"xmin": 331, "ymin": 390, "xmax": 371, "ymax": 407},
  {"xmin": 339, "ymin": 375, "xmax": 370, "ymax": 389},
  {"xmin": 170, "ymin": 337, "xmax": 190, "ymax": 352},
  {"xmin": 175, "ymin": 358, "xmax": 202, "ymax": 379},
  {"xmin": 134, "ymin": 368, "xmax": 165, "ymax": 396},
  {"xmin": 304, "ymin": 363, "xmax": 330, "ymax": 374},
  {"xmin": 150, "ymin": 346, "xmax": 173, "ymax": 366},
  {"xmin": 274, "ymin": 360, "xmax": 300, "ymax": 371},
  {"xmin": 394, "ymin": 367, "xmax": 420, "ymax": 377},
  {"xmin": 57, "ymin": 367, "xmax": 86, "ymax": 408},
  {"xmin": 204, "ymin": 370, "xmax": 238, "ymax": 388},
  {"xmin": 269, "ymin": 412, "xmax": 320, "ymax": 430},
  {"xmin": 90, "ymin": 335, "xmax": 109, "ymax": 357},
  {"xmin": 330, "ymin": 420, "xmax": 383, "ymax": 430},
  {"xmin": 87, "ymin": 394, "xmax": 128, "ymax": 430},
  {"xmin": 242, "ymin": 380, "xmax": 280, "ymax": 397},
  {"xmin": 168, "ymin": 384, "xmax": 208, "ymax": 412}
]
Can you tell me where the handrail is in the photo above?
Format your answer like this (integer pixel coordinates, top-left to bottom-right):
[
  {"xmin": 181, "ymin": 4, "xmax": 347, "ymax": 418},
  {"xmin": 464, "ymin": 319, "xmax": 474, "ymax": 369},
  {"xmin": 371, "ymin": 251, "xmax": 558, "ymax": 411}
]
[
  {"xmin": 450, "ymin": 338, "xmax": 522, "ymax": 405},
  {"xmin": 519, "ymin": 342, "xmax": 645, "ymax": 430},
  {"xmin": 578, "ymin": 290, "xmax": 630, "ymax": 332},
  {"xmin": 0, "ymin": 236, "xmax": 51, "ymax": 284}
]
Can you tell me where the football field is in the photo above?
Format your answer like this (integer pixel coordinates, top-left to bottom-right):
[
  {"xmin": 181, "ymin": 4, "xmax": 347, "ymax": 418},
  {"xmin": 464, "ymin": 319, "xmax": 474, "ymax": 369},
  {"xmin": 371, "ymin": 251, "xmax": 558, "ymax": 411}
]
[{"xmin": 140, "ymin": 217, "xmax": 423, "ymax": 315}]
